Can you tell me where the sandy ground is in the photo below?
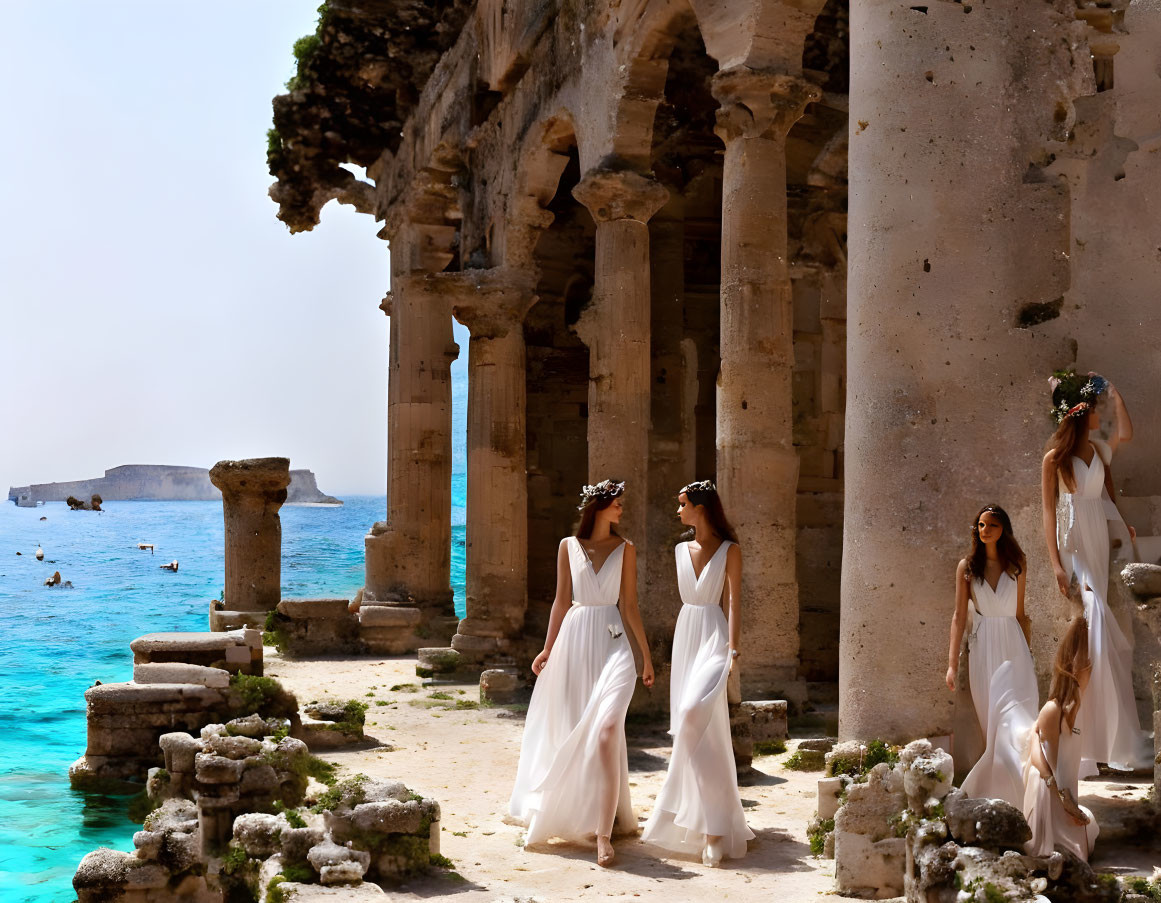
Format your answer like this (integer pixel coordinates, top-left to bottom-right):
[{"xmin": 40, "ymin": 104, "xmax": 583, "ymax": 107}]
[
  {"xmin": 265, "ymin": 652, "xmax": 837, "ymax": 902},
  {"xmin": 266, "ymin": 652, "xmax": 1158, "ymax": 902}
]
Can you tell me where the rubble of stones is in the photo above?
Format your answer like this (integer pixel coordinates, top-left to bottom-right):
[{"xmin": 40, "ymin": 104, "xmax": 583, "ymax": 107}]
[
  {"xmin": 811, "ymin": 738, "xmax": 1129, "ymax": 902},
  {"xmin": 74, "ymin": 714, "xmax": 441, "ymax": 902}
]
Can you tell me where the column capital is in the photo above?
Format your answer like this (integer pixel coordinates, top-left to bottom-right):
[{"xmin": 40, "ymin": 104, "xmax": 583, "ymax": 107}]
[
  {"xmin": 572, "ymin": 166, "xmax": 670, "ymax": 225},
  {"xmin": 209, "ymin": 458, "xmax": 291, "ymax": 500},
  {"xmin": 712, "ymin": 67, "xmax": 821, "ymax": 143}
]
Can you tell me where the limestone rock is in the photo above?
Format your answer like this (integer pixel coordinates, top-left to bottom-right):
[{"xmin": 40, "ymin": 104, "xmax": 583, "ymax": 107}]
[
  {"xmin": 233, "ymin": 812, "xmax": 288, "ymax": 858},
  {"xmin": 159, "ymin": 731, "xmax": 202, "ymax": 773},
  {"xmin": 278, "ymin": 598, "xmax": 351, "ymax": 619},
  {"xmin": 320, "ymin": 859, "xmax": 368, "ymax": 886},
  {"xmin": 417, "ymin": 646, "xmax": 462, "ymax": 673},
  {"xmin": 281, "ymin": 825, "xmax": 325, "ymax": 864},
  {"xmin": 195, "ymin": 752, "xmax": 245, "ymax": 784},
  {"xmin": 833, "ymin": 762, "xmax": 905, "ymax": 839},
  {"xmin": 351, "ymin": 799, "xmax": 428, "ymax": 835},
  {"xmin": 205, "ymin": 732, "xmax": 263, "ymax": 759},
  {"xmin": 900, "ymin": 739, "xmax": 953, "ymax": 813},
  {"xmin": 1121, "ymin": 562, "xmax": 1161, "ymax": 598},
  {"xmin": 480, "ymin": 667, "xmax": 521, "ymax": 704},
  {"xmin": 945, "ymin": 792, "xmax": 1031, "ymax": 849},
  {"xmin": 307, "ymin": 839, "xmax": 370, "ymax": 875}
]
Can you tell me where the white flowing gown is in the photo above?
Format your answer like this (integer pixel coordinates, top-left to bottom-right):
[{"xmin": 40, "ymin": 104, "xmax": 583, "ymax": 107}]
[
  {"xmin": 642, "ymin": 541, "xmax": 753, "ymax": 859},
  {"xmin": 1056, "ymin": 438, "xmax": 1151, "ymax": 774},
  {"xmin": 1023, "ymin": 720, "xmax": 1099, "ymax": 861},
  {"xmin": 960, "ymin": 572, "xmax": 1039, "ymax": 808},
  {"xmin": 508, "ymin": 537, "xmax": 637, "ymax": 843}
]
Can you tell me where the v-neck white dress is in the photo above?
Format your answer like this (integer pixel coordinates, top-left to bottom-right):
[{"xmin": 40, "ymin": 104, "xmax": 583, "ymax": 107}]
[
  {"xmin": 509, "ymin": 536, "xmax": 637, "ymax": 844},
  {"xmin": 960, "ymin": 571, "xmax": 1038, "ymax": 808},
  {"xmin": 642, "ymin": 541, "xmax": 753, "ymax": 859},
  {"xmin": 1057, "ymin": 439, "xmax": 1151, "ymax": 774}
]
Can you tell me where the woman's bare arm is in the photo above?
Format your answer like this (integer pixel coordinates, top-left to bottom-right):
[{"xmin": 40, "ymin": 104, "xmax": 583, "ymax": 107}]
[
  {"xmin": 723, "ymin": 543, "xmax": 742, "ymax": 657},
  {"xmin": 1015, "ymin": 570, "xmax": 1031, "ymax": 647},
  {"xmin": 617, "ymin": 543, "xmax": 654, "ymax": 687},
  {"xmin": 946, "ymin": 559, "xmax": 971, "ymax": 691},
  {"xmin": 1105, "ymin": 383, "xmax": 1133, "ymax": 453},
  {"xmin": 1042, "ymin": 451, "xmax": 1069, "ymax": 597},
  {"xmin": 532, "ymin": 539, "xmax": 573, "ymax": 675}
]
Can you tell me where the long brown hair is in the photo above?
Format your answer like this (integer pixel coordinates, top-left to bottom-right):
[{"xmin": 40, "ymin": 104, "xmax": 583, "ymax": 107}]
[
  {"xmin": 680, "ymin": 481, "xmax": 739, "ymax": 544},
  {"xmin": 575, "ymin": 478, "xmax": 624, "ymax": 540},
  {"xmin": 1048, "ymin": 617, "xmax": 1090, "ymax": 729},
  {"xmin": 964, "ymin": 504, "xmax": 1025, "ymax": 581},
  {"xmin": 1046, "ymin": 406, "xmax": 1091, "ymax": 493}
]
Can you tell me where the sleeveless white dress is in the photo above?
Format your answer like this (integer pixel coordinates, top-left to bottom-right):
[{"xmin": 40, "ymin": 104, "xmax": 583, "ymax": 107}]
[
  {"xmin": 1056, "ymin": 438, "xmax": 1151, "ymax": 774},
  {"xmin": 1023, "ymin": 718, "xmax": 1099, "ymax": 861},
  {"xmin": 508, "ymin": 537, "xmax": 637, "ymax": 843},
  {"xmin": 960, "ymin": 572, "xmax": 1039, "ymax": 808},
  {"xmin": 642, "ymin": 541, "xmax": 753, "ymax": 859}
]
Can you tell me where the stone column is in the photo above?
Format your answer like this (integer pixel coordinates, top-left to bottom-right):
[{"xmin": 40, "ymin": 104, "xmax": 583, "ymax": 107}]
[
  {"xmin": 209, "ymin": 457, "xmax": 290, "ymax": 612},
  {"xmin": 451, "ymin": 281, "xmax": 533, "ymax": 656},
  {"xmin": 840, "ymin": 1, "xmax": 1089, "ymax": 742},
  {"xmin": 364, "ymin": 223, "xmax": 459, "ymax": 614},
  {"xmin": 646, "ymin": 196, "xmax": 695, "ymax": 657},
  {"xmin": 712, "ymin": 68, "xmax": 819, "ymax": 695},
  {"xmin": 572, "ymin": 168, "xmax": 669, "ymax": 561}
]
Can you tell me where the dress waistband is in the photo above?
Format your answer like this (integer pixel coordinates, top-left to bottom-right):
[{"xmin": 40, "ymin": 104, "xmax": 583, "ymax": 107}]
[{"xmin": 573, "ymin": 600, "xmax": 615, "ymax": 607}]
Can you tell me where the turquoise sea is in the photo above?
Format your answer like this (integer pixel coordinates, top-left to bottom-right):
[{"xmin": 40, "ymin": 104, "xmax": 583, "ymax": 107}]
[{"xmin": 0, "ymin": 484, "xmax": 466, "ymax": 902}]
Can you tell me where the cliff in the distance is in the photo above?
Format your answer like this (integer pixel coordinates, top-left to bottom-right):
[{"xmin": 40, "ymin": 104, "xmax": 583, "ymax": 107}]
[{"xmin": 8, "ymin": 464, "xmax": 342, "ymax": 505}]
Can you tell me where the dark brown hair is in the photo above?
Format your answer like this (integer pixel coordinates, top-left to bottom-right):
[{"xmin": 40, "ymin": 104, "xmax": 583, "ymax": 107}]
[
  {"xmin": 964, "ymin": 504, "xmax": 1025, "ymax": 581},
  {"xmin": 1046, "ymin": 406, "xmax": 1091, "ymax": 494},
  {"xmin": 680, "ymin": 482, "xmax": 739, "ymax": 544},
  {"xmin": 1048, "ymin": 617, "xmax": 1090, "ymax": 729},
  {"xmin": 575, "ymin": 478, "xmax": 624, "ymax": 540}
]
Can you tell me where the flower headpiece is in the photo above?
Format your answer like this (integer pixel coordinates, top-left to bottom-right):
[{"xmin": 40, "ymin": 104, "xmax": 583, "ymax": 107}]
[
  {"xmin": 1048, "ymin": 368, "xmax": 1107, "ymax": 424},
  {"xmin": 682, "ymin": 480, "xmax": 717, "ymax": 495},
  {"xmin": 577, "ymin": 479, "xmax": 625, "ymax": 510}
]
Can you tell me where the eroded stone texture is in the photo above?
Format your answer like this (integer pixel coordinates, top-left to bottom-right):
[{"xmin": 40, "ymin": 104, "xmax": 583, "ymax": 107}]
[{"xmin": 841, "ymin": 0, "xmax": 1095, "ymax": 743}]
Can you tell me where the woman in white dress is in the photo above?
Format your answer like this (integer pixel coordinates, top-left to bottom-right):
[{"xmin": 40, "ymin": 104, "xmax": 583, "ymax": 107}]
[
  {"xmin": 642, "ymin": 480, "xmax": 753, "ymax": 867},
  {"xmin": 1041, "ymin": 372, "xmax": 1150, "ymax": 774},
  {"xmin": 1023, "ymin": 617, "xmax": 1099, "ymax": 861},
  {"xmin": 946, "ymin": 505, "xmax": 1038, "ymax": 807},
  {"xmin": 508, "ymin": 478, "xmax": 654, "ymax": 867}
]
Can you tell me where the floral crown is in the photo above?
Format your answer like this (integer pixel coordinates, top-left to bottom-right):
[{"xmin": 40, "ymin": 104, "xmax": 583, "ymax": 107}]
[
  {"xmin": 682, "ymin": 480, "xmax": 717, "ymax": 495},
  {"xmin": 1048, "ymin": 368, "xmax": 1107, "ymax": 425},
  {"xmin": 577, "ymin": 479, "xmax": 625, "ymax": 510}
]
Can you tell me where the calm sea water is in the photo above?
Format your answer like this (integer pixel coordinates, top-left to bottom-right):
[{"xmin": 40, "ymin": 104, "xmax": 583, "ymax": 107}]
[{"xmin": 0, "ymin": 485, "xmax": 466, "ymax": 902}]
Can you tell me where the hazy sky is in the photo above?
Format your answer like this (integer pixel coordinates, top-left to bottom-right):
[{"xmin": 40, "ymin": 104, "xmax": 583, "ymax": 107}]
[{"xmin": 0, "ymin": 2, "xmax": 468, "ymax": 496}]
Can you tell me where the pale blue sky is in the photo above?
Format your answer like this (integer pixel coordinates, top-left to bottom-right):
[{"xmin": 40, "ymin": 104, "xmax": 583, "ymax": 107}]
[{"xmin": 0, "ymin": 1, "xmax": 468, "ymax": 496}]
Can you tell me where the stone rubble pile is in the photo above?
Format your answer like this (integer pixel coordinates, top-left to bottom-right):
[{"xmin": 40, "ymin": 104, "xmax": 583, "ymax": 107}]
[
  {"xmin": 817, "ymin": 738, "xmax": 1125, "ymax": 901},
  {"xmin": 74, "ymin": 716, "xmax": 442, "ymax": 903}
]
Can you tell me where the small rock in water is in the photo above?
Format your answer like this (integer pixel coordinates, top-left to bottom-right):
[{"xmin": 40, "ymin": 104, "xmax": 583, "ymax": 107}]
[
  {"xmin": 16, "ymin": 552, "xmax": 21, "ymax": 556},
  {"xmin": 160, "ymin": 560, "xmax": 179, "ymax": 572},
  {"xmin": 39, "ymin": 516, "xmax": 46, "ymax": 521}
]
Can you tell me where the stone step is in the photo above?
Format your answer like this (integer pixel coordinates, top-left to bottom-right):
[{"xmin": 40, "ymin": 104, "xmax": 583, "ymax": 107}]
[
  {"xmin": 416, "ymin": 647, "xmax": 462, "ymax": 676},
  {"xmin": 130, "ymin": 630, "xmax": 262, "ymax": 674},
  {"xmin": 359, "ymin": 605, "xmax": 422, "ymax": 629},
  {"xmin": 277, "ymin": 598, "xmax": 351, "ymax": 620},
  {"xmin": 132, "ymin": 663, "xmax": 230, "ymax": 689},
  {"xmin": 208, "ymin": 606, "xmax": 267, "ymax": 632}
]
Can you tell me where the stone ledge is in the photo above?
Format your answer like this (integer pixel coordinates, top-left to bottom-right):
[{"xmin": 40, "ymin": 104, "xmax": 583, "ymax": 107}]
[
  {"xmin": 359, "ymin": 605, "xmax": 422, "ymax": 628},
  {"xmin": 133, "ymin": 663, "xmax": 230, "ymax": 689},
  {"xmin": 278, "ymin": 598, "xmax": 352, "ymax": 619},
  {"xmin": 85, "ymin": 682, "xmax": 225, "ymax": 710}
]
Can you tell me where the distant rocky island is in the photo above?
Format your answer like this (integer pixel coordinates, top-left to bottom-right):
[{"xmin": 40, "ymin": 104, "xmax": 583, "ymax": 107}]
[{"xmin": 8, "ymin": 464, "xmax": 342, "ymax": 506}]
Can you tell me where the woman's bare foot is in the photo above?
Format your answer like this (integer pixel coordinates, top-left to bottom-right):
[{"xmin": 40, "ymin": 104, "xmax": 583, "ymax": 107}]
[
  {"xmin": 596, "ymin": 834, "xmax": 615, "ymax": 867},
  {"xmin": 702, "ymin": 836, "xmax": 723, "ymax": 868}
]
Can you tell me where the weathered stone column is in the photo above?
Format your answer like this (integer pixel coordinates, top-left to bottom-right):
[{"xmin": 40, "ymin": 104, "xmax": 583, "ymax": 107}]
[
  {"xmin": 209, "ymin": 457, "xmax": 290, "ymax": 612},
  {"xmin": 840, "ymin": 0, "xmax": 1090, "ymax": 742},
  {"xmin": 712, "ymin": 69, "xmax": 819, "ymax": 695},
  {"xmin": 572, "ymin": 168, "xmax": 669, "ymax": 561},
  {"xmin": 364, "ymin": 221, "xmax": 459, "ymax": 614},
  {"xmin": 646, "ymin": 196, "xmax": 695, "ymax": 654},
  {"xmin": 451, "ymin": 279, "xmax": 533, "ymax": 653}
]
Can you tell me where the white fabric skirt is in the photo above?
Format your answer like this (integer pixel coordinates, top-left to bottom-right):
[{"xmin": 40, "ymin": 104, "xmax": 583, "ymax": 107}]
[
  {"xmin": 508, "ymin": 603, "xmax": 637, "ymax": 844},
  {"xmin": 642, "ymin": 603, "xmax": 753, "ymax": 858}
]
